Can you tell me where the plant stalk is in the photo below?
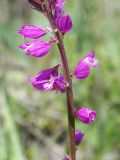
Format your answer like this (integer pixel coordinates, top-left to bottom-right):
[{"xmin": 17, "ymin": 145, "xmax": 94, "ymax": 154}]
[{"xmin": 44, "ymin": 1, "xmax": 75, "ymax": 160}]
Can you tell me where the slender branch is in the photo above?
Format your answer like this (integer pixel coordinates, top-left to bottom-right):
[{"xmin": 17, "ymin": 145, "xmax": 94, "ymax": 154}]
[{"xmin": 43, "ymin": 1, "xmax": 75, "ymax": 160}]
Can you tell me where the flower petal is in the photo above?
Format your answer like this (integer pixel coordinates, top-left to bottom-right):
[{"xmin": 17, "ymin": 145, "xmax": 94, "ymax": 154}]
[
  {"xmin": 86, "ymin": 50, "xmax": 99, "ymax": 67},
  {"xmin": 53, "ymin": 74, "xmax": 66, "ymax": 92},
  {"xmin": 59, "ymin": 15, "xmax": 73, "ymax": 33},
  {"xmin": 75, "ymin": 107, "xmax": 96, "ymax": 124},
  {"xmin": 28, "ymin": 65, "xmax": 60, "ymax": 91},
  {"xmin": 74, "ymin": 62, "xmax": 90, "ymax": 79},
  {"xmin": 54, "ymin": 6, "xmax": 64, "ymax": 25},
  {"xmin": 56, "ymin": 0, "xmax": 65, "ymax": 8},
  {"xmin": 73, "ymin": 51, "xmax": 99, "ymax": 79},
  {"xmin": 19, "ymin": 41, "xmax": 51, "ymax": 57},
  {"xmin": 29, "ymin": 65, "xmax": 59, "ymax": 82},
  {"xmin": 18, "ymin": 24, "xmax": 48, "ymax": 39}
]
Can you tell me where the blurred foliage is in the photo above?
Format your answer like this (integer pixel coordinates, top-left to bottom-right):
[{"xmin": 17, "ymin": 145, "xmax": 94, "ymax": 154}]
[{"xmin": 0, "ymin": 0, "xmax": 120, "ymax": 160}]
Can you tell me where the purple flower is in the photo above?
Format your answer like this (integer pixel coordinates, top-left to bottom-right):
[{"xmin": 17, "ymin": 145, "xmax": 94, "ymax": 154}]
[
  {"xmin": 28, "ymin": 65, "xmax": 66, "ymax": 92},
  {"xmin": 73, "ymin": 51, "xmax": 99, "ymax": 79},
  {"xmin": 28, "ymin": 65, "xmax": 59, "ymax": 91},
  {"xmin": 19, "ymin": 40, "xmax": 51, "ymax": 58},
  {"xmin": 18, "ymin": 24, "xmax": 48, "ymax": 39},
  {"xmin": 75, "ymin": 107, "xmax": 96, "ymax": 124},
  {"xmin": 59, "ymin": 15, "xmax": 72, "ymax": 33},
  {"xmin": 75, "ymin": 130, "xmax": 84, "ymax": 145}
]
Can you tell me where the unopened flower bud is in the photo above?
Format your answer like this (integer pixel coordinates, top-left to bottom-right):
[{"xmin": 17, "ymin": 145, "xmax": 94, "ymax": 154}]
[
  {"xmin": 59, "ymin": 15, "xmax": 73, "ymax": 33},
  {"xmin": 75, "ymin": 130, "xmax": 84, "ymax": 145}
]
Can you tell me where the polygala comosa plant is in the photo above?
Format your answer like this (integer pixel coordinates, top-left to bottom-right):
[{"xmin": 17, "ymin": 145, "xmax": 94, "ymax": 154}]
[{"xmin": 17, "ymin": 0, "xmax": 99, "ymax": 160}]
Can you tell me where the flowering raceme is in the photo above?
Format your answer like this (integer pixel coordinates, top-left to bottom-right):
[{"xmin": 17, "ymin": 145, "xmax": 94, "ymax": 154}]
[
  {"xmin": 17, "ymin": 1, "xmax": 99, "ymax": 159},
  {"xmin": 73, "ymin": 50, "xmax": 99, "ymax": 79},
  {"xmin": 28, "ymin": 65, "xmax": 66, "ymax": 92},
  {"xmin": 75, "ymin": 107, "xmax": 96, "ymax": 124}
]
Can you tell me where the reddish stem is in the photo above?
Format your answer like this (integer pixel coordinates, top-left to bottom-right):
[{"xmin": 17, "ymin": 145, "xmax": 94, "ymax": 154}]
[{"xmin": 44, "ymin": 1, "xmax": 75, "ymax": 160}]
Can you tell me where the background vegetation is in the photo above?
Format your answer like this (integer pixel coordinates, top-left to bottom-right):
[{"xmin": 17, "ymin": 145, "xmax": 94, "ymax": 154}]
[{"xmin": 0, "ymin": 0, "xmax": 120, "ymax": 160}]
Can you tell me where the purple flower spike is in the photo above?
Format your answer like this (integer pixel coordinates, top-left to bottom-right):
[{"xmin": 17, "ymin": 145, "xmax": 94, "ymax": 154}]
[
  {"xmin": 73, "ymin": 50, "xmax": 99, "ymax": 79},
  {"xmin": 28, "ymin": 65, "xmax": 66, "ymax": 92},
  {"xmin": 18, "ymin": 24, "xmax": 48, "ymax": 39},
  {"xmin": 75, "ymin": 130, "xmax": 84, "ymax": 145},
  {"xmin": 75, "ymin": 107, "xmax": 96, "ymax": 124},
  {"xmin": 19, "ymin": 41, "xmax": 51, "ymax": 58},
  {"xmin": 59, "ymin": 15, "xmax": 73, "ymax": 33}
]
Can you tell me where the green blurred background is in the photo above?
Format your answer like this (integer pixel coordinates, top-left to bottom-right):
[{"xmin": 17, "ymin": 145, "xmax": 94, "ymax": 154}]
[{"xmin": 0, "ymin": 0, "xmax": 120, "ymax": 160}]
